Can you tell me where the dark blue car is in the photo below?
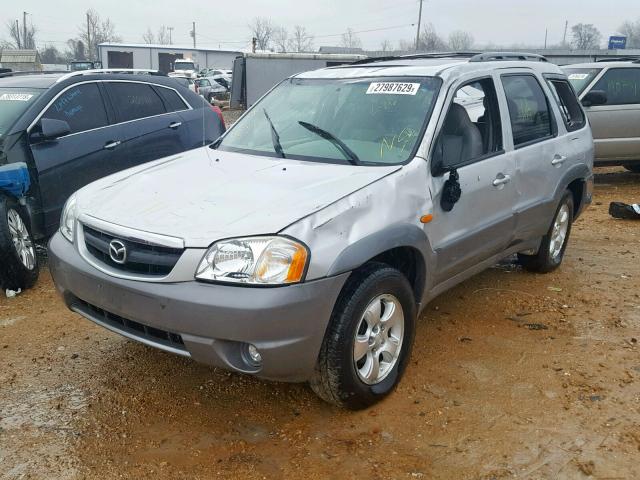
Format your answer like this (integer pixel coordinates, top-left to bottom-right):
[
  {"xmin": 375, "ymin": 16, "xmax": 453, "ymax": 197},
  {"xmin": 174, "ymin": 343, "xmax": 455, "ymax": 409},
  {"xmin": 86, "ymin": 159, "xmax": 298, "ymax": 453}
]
[{"xmin": 0, "ymin": 70, "xmax": 226, "ymax": 290}]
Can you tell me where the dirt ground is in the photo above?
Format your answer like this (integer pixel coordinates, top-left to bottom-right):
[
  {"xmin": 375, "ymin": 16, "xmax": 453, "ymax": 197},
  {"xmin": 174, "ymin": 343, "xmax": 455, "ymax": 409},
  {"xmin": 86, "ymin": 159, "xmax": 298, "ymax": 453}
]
[{"xmin": 1, "ymin": 168, "xmax": 639, "ymax": 480}]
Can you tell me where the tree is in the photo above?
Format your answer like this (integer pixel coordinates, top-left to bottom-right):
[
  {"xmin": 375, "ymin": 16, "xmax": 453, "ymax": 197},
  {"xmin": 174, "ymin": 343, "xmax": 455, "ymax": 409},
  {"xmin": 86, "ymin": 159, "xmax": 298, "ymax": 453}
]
[
  {"xmin": 249, "ymin": 17, "xmax": 274, "ymax": 51},
  {"xmin": 143, "ymin": 28, "xmax": 155, "ymax": 44},
  {"xmin": 273, "ymin": 26, "xmax": 288, "ymax": 52},
  {"xmin": 39, "ymin": 46, "xmax": 66, "ymax": 64},
  {"xmin": 448, "ymin": 30, "xmax": 474, "ymax": 51},
  {"xmin": 571, "ymin": 23, "xmax": 602, "ymax": 50},
  {"xmin": 619, "ymin": 19, "xmax": 640, "ymax": 49},
  {"xmin": 5, "ymin": 18, "xmax": 36, "ymax": 49},
  {"xmin": 341, "ymin": 28, "xmax": 362, "ymax": 49},
  {"xmin": 380, "ymin": 39, "xmax": 393, "ymax": 52},
  {"xmin": 65, "ymin": 39, "xmax": 86, "ymax": 61},
  {"xmin": 417, "ymin": 23, "xmax": 446, "ymax": 52},
  {"xmin": 74, "ymin": 9, "xmax": 121, "ymax": 61},
  {"xmin": 288, "ymin": 25, "xmax": 313, "ymax": 52}
]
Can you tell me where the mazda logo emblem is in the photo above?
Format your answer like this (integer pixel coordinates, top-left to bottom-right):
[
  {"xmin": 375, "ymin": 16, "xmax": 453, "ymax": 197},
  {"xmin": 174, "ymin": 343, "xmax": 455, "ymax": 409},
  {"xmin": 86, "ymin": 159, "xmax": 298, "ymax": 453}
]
[{"xmin": 108, "ymin": 239, "xmax": 127, "ymax": 264}]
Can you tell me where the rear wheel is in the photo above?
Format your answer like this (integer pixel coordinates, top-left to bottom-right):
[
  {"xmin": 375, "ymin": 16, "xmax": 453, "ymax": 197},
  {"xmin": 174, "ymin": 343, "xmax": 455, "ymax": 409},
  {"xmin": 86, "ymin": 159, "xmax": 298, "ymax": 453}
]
[
  {"xmin": 623, "ymin": 164, "xmax": 640, "ymax": 173},
  {"xmin": 518, "ymin": 191, "xmax": 574, "ymax": 273},
  {"xmin": 310, "ymin": 263, "xmax": 416, "ymax": 409},
  {"xmin": 0, "ymin": 196, "xmax": 39, "ymax": 290}
]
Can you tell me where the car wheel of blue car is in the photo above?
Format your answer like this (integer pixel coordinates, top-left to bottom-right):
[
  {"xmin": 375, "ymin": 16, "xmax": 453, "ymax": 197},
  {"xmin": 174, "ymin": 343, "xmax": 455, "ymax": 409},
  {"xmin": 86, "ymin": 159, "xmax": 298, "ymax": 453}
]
[
  {"xmin": 0, "ymin": 196, "xmax": 39, "ymax": 290},
  {"xmin": 310, "ymin": 262, "xmax": 416, "ymax": 409}
]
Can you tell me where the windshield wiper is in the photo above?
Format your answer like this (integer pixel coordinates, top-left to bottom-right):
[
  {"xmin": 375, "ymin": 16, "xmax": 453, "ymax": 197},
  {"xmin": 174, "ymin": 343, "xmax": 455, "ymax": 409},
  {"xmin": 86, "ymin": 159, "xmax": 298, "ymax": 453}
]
[
  {"xmin": 263, "ymin": 109, "xmax": 286, "ymax": 158},
  {"xmin": 297, "ymin": 121, "xmax": 360, "ymax": 165}
]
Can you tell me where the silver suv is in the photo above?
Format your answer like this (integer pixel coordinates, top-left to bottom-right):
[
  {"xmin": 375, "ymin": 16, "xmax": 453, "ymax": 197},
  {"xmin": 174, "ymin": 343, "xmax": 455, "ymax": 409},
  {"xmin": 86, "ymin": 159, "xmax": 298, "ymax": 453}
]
[
  {"xmin": 565, "ymin": 60, "xmax": 640, "ymax": 172},
  {"xmin": 49, "ymin": 53, "xmax": 594, "ymax": 409}
]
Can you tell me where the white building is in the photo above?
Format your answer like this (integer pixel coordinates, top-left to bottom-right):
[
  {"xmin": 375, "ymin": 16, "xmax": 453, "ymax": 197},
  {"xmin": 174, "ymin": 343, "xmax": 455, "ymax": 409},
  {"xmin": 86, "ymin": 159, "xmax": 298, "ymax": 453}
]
[{"xmin": 97, "ymin": 43, "xmax": 243, "ymax": 73}]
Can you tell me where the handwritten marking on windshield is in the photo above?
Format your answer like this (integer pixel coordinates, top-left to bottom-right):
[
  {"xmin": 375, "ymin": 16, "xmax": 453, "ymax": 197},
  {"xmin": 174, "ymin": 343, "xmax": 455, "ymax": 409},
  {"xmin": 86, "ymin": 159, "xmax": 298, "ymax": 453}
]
[{"xmin": 379, "ymin": 128, "xmax": 418, "ymax": 160}]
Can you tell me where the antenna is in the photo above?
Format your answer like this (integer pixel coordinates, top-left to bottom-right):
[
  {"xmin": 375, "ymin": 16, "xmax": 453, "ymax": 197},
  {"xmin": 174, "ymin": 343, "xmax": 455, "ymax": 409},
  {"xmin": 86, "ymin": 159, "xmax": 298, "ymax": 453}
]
[{"xmin": 202, "ymin": 95, "xmax": 206, "ymax": 147}]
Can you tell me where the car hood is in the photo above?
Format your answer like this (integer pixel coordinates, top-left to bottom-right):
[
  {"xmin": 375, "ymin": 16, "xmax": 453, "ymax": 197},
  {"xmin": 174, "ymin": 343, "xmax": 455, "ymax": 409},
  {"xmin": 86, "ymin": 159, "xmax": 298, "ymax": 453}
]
[{"xmin": 77, "ymin": 147, "xmax": 401, "ymax": 247}]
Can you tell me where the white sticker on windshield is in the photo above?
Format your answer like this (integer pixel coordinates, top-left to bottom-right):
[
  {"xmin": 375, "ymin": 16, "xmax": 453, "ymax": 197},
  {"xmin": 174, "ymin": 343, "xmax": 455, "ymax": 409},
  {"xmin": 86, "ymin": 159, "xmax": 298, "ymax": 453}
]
[
  {"xmin": 568, "ymin": 73, "xmax": 589, "ymax": 81},
  {"xmin": 366, "ymin": 82, "xmax": 420, "ymax": 95},
  {"xmin": 0, "ymin": 93, "xmax": 33, "ymax": 101}
]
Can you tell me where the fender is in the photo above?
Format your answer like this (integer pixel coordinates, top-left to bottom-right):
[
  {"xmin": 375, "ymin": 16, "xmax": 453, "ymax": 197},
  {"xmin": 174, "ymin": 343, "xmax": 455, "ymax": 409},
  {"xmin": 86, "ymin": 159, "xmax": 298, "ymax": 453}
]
[
  {"xmin": 0, "ymin": 162, "xmax": 30, "ymax": 199},
  {"xmin": 552, "ymin": 163, "xmax": 591, "ymax": 203}
]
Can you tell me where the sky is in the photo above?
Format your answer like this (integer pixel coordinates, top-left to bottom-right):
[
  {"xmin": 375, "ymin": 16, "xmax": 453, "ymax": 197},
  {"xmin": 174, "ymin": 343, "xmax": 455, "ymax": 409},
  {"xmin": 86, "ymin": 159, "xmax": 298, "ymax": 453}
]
[{"xmin": 1, "ymin": 0, "xmax": 636, "ymax": 52}]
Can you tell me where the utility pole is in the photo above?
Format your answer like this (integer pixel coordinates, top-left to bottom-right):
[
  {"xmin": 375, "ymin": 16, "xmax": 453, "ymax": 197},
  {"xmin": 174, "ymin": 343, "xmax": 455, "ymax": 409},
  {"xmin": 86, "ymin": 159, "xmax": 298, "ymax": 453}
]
[
  {"xmin": 168, "ymin": 27, "xmax": 174, "ymax": 45},
  {"xmin": 415, "ymin": 0, "xmax": 424, "ymax": 51},
  {"xmin": 252, "ymin": 37, "xmax": 257, "ymax": 53},
  {"xmin": 15, "ymin": 19, "xmax": 21, "ymax": 49},
  {"xmin": 191, "ymin": 22, "xmax": 196, "ymax": 48},
  {"xmin": 544, "ymin": 28, "xmax": 548, "ymax": 49},
  {"xmin": 562, "ymin": 20, "xmax": 568, "ymax": 47},
  {"xmin": 22, "ymin": 12, "xmax": 27, "ymax": 49},
  {"xmin": 87, "ymin": 12, "xmax": 91, "ymax": 61}
]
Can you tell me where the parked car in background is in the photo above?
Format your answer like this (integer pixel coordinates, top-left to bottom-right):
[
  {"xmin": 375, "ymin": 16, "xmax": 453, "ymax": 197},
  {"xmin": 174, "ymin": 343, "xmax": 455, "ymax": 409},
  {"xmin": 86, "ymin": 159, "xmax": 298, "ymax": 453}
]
[
  {"xmin": 170, "ymin": 75, "xmax": 198, "ymax": 94},
  {"xmin": 564, "ymin": 60, "xmax": 640, "ymax": 172},
  {"xmin": 195, "ymin": 77, "xmax": 228, "ymax": 103},
  {"xmin": 0, "ymin": 69, "xmax": 225, "ymax": 290},
  {"xmin": 171, "ymin": 59, "xmax": 198, "ymax": 79},
  {"xmin": 49, "ymin": 53, "xmax": 593, "ymax": 409}
]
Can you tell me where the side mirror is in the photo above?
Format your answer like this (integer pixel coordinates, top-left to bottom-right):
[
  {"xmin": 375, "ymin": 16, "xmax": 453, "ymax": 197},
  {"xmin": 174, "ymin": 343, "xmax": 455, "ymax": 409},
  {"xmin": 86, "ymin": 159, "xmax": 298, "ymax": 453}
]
[
  {"xmin": 31, "ymin": 118, "xmax": 71, "ymax": 143},
  {"xmin": 581, "ymin": 90, "xmax": 607, "ymax": 107},
  {"xmin": 432, "ymin": 135, "xmax": 464, "ymax": 176}
]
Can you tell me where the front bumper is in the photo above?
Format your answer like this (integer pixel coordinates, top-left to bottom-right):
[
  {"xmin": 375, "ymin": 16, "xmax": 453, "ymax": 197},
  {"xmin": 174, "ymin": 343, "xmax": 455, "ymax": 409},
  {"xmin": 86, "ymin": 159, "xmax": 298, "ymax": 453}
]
[{"xmin": 48, "ymin": 232, "xmax": 349, "ymax": 382}]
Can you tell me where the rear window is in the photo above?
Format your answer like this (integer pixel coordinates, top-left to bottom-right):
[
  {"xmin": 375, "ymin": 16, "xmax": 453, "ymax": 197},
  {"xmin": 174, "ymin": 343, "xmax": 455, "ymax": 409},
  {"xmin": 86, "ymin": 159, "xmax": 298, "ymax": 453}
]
[
  {"xmin": 563, "ymin": 68, "xmax": 602, "ymax": 94},
  {"xmin": 108, "ymin": 82, "xmax": 166, "ymax": 122},
  {"xmin": 155, "ymin": 86, "xmax": 189, "ymax": 112},
  {"xmin": 0, "ymin": 88, "xmax": 43, "ymax": 136}
]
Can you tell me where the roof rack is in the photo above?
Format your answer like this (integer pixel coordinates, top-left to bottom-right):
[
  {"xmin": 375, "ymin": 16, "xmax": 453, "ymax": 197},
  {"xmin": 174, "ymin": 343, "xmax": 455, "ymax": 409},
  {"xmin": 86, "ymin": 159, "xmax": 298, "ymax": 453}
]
[
  {"xmin": 55, "ymin": 68, "xmax": 167, "ymax": 83},
  {"xmin": 595, "ymin": 56, "xmax": 640, "ymax": 63},
  {"xmin": 0, "ymin": 70, "xmax": 67, "ymax": 78},
  {"xmin": 469, "ymin": 52, "xmax": 548, "ymax": 63},
  {"xmin": 350, "ymin": 52, "xmax": 477, "ymax": 66}
]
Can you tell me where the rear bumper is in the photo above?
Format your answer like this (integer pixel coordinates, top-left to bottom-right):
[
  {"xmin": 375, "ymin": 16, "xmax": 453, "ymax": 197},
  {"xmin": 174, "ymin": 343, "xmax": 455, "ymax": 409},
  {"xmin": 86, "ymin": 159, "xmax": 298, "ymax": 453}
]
[{"xmin": 48, "ymin": 232, "xmax": 349, "ymax": 382}]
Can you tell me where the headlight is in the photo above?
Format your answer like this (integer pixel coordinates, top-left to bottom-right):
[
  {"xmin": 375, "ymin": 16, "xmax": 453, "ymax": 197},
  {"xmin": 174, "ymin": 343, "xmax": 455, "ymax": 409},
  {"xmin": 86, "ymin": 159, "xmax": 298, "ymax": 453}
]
[
  {"xmin": 195, "ymin": 236, "xmax": 308, "ymax": 285},
  {"xmin": 59, "ymin": 194, "xmax": 77, "ymax": 243}
]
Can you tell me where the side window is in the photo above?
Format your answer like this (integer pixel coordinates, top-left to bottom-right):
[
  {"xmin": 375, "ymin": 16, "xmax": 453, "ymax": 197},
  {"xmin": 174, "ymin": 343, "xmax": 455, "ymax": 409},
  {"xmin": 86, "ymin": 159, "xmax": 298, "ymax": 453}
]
[
  {"xmin": 502, "ymin": 75, "xmax": 553, "ymax": 147},
  {"xmin": 42, "ymin": 83, "xmax": 109, "ymax": 134},
  {"xmin": 546, "ymin": 78, "xmax": 586, "ymax": 131},
  {"xmin": 155, "ymin": 86, "xmax": 189, "ymax": 112},
  {"xmin": 108, "ymin": 82, "xmax": 166, "ymax": 122},
  {"xmin": 591, "ymin": 68, "xmax": 640, "ymax": 105},
  {"xmin": 435, "ymin": 77, "xmax": 503, "ymax": 167}
]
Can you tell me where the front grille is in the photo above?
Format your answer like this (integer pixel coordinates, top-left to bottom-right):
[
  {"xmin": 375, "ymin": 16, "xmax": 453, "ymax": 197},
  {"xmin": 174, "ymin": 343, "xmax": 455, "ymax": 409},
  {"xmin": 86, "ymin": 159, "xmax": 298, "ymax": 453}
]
[
  {"xmin": 73, "ymin": 298, "xmax": 187, "ymax": 352},
  {"xmin": 83, "ymin": 225, "xmax": 183, "ymax": 277}
]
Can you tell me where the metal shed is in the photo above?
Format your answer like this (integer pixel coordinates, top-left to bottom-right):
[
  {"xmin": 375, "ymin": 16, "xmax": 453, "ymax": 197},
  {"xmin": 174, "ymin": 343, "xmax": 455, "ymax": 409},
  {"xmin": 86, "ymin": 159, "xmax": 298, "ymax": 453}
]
[{"xmin": 0, "ymin": 49, "xmax": 40, "ymax": 72}]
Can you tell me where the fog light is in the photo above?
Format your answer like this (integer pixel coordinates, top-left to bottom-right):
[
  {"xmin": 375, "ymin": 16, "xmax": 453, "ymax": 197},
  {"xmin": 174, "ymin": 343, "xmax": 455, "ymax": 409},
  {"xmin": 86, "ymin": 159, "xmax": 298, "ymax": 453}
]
[{"xmin": 244, "ymin": 343, "xmax": 262, "ymax": 367}]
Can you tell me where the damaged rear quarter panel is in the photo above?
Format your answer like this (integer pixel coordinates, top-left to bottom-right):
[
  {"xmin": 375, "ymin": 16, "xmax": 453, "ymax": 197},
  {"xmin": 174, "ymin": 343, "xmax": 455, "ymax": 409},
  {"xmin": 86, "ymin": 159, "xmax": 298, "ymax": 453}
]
[{"xmin": 282, "ymin": 158, "xmax": 436, "ymax": 285}]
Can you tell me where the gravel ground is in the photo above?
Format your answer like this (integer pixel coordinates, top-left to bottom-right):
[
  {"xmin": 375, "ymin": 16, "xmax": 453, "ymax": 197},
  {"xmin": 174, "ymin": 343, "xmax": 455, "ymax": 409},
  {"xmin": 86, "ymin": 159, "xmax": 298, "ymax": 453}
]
[{"xmin": 1, "ymin": 168, "xmax": 639, "ymax": 480}]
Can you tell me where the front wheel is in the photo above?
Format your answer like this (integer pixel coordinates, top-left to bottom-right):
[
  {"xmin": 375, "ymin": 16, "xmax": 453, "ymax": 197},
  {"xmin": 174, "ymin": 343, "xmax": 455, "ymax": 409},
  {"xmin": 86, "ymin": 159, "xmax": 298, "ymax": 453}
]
[
  {"xmin": 518, "ymin": 191, "xmax": 574, "ymax": 273},
  {"xmin": 310, "ymin": 263, "xmax": 416, "ymax": 409},
  {"xmin": 0, "ymin": 196, "xmax": 39, "ymax": 290}
]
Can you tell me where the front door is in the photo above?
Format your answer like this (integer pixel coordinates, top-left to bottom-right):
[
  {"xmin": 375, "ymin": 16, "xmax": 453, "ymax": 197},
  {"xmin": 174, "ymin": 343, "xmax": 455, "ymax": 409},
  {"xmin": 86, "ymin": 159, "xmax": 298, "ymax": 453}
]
[
  {"xmin": 427, "ymin": 76, "xmax": 517, "ymax": 285},
  {"xmin": 583, "ymin": 67, "xmax": 640, "ymax": 163},
  {"xmin": 30, "ymin": 82, "xmax": 124, "ymax": 233}
]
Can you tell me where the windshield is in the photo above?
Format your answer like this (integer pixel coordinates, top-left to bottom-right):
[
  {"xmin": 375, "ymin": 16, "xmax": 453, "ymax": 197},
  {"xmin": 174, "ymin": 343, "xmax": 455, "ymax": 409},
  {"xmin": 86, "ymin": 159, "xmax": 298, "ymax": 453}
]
[
  {"xmin": 563, "ymin": 68, "xmax": 602, "ymax": 94},
  {"xmin": 175, "ymin": 62, "xmax": 195, "ymax": 70},
  {"xmin": 217, "ymin": 77, "xmax": 441, "ymax": 165},
  {"xmin": 0, "ymin": 88, "xmax": 43, "ymax": 136}
]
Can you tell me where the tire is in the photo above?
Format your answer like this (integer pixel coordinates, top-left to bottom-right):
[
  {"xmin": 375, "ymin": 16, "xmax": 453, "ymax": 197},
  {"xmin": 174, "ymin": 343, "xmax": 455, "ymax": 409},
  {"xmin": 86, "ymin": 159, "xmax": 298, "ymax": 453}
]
[
  {"xmin": 623, "ymin": 164, "xmax": 640, "ymax": 173},
  {"xmin": 0, "ymin": 196, "xmax": 39, "ymax": 290},
  {"xmin": 518, "ymin": 191, "xmax": 574, "ymax": 274},
  {"xmin": 310, "ymin": 262, "xmax": 416, "ymax": 410}
]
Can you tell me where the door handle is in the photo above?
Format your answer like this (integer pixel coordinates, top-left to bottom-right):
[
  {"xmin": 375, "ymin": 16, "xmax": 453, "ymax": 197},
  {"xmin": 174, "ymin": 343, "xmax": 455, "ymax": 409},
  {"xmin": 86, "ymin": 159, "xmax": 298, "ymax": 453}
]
[
  {"xmin": 551, "ymin": 154, "xmax": 567, "ymax": 166},
  {"xmin": 104, "ymin": 140, "xmax": 121, "ymax": 150},
  {"xmin": 169, "ymin": 121, "xmax": 182, "ymax": 129},
  {"xmin": 492, "ymin": 173, "xmax": 511, "ymax": 187}
]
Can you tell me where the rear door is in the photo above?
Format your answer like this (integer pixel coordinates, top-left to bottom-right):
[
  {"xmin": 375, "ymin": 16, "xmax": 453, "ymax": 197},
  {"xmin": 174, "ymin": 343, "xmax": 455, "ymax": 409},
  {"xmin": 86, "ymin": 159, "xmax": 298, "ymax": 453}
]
[
  {"xmin": 499, "ymin": 72, "xmax": 568, "ymax": 242},
  {"xmin": 29, "ymin": 81, "xmax": 125, "ymax": 232},
  {"xmin": 428, "ymin": 75, "xmax": 517, "ymax": 284},
  {"xmin": 104, "ymin": 81, "xmax": 185, "ymax": 169},
  {"xmin": 582, "ymin": 67, "xmax": 640, "ymax": 162}
]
